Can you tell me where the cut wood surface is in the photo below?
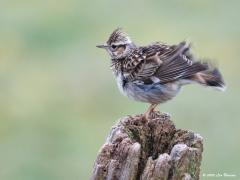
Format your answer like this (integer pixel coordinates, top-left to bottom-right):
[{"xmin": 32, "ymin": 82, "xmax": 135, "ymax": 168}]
[{"xmin": 91, "ymin": 111, "xmax": 203, "ymax": 180}]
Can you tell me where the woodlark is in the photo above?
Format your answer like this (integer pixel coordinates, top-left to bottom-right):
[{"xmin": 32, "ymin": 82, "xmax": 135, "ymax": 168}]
[{"xmin": 97, "ymin": 28, "xmax": 226, "ymax": 120}]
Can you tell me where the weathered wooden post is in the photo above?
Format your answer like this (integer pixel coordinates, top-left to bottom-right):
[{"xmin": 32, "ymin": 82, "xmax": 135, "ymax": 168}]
[{"xmin": 91, "ymin": 111, "xmax": 203, "ymax": 180}]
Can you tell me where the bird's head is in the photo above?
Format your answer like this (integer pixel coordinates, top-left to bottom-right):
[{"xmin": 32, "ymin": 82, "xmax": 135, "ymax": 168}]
[{"xmin": 97, "ymin": 28, "xmax": 136, "ymax": 59}]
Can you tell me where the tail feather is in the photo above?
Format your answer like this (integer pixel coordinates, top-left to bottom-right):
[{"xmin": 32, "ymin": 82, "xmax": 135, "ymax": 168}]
[{"xmin": 193, "ymin": 67, "xmax": 226, "ymax": 91}]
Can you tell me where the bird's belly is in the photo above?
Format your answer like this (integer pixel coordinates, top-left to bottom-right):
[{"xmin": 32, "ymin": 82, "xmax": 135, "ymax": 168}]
[{"xmin": 123, "ymin": 81, "xmax": 181, "ymax": 104}]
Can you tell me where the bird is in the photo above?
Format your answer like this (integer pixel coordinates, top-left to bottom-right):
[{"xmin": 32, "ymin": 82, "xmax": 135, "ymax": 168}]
[{"xmin": 97, "ymin": 28, "xmax": 226, "ymax": 120}]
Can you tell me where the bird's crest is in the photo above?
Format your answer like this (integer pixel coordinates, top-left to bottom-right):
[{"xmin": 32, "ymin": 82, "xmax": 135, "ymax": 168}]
[{"xmin": 107, "ymin": 28, "xmax": 132, "ymax": 45}]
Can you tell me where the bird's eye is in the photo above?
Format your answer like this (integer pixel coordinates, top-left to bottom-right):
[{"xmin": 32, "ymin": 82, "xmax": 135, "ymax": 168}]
[{"xmin": 111, "ymin": 45, "xmax": 117, "ymax": 49}]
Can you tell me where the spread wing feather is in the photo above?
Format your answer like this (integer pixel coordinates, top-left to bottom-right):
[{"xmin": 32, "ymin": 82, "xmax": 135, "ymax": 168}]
[{"xmin": 123, "ymin": 41, "xmax": 208, "ymax": 83}]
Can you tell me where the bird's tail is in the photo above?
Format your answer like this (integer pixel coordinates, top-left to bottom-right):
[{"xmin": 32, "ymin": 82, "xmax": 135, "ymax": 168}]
[{"xmin": 192, "ymin": 65, "xmax": 226, "ymax": 91}]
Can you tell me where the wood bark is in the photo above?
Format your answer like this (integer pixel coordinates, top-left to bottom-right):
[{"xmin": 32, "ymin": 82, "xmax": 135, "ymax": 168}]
[{"xmin": 91, "ymin": 111, "xmax": 203, "ymax": 180}]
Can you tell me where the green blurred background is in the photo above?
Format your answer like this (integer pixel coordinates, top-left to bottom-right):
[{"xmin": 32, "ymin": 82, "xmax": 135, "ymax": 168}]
[{"xmin": 0, "ymin": 0, "xmax": 239, "ymax": 179}]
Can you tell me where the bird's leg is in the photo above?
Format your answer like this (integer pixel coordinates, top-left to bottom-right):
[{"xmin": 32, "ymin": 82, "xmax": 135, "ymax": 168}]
[{"xmin": 143, "ymin": 104, "xmax": 158, "ymax": 120}]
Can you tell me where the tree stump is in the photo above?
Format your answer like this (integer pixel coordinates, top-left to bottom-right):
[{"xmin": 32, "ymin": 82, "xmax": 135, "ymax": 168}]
[{"xmin": 91, "ymin": 111, "xmax": 203, "ymax": 180}]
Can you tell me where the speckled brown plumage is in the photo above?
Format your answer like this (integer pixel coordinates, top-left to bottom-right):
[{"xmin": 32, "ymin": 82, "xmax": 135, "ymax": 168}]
[{"xmin": 97, "ymin": 28, "xmax": 226, "ymax": 119}]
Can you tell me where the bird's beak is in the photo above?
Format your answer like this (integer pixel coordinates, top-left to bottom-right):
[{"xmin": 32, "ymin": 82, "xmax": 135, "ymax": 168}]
[{"xmin": 96, "ymin": 44, "xmax": 108, "ymax": 49}]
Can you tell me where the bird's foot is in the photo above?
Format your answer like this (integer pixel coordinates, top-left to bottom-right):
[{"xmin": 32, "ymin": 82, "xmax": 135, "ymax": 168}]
[
  {"xmin": 149, "ymin": 110, "xmax": 160, "ymax": 120},
  {"xmin": 142, "ymin": 104, "xmax": 158, "ymax": 121},
  {"xmin": 142, "ymin": 113, "xmax": 150, "ymax": 122}
]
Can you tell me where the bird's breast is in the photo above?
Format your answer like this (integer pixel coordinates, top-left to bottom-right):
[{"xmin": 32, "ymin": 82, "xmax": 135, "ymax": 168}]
[{"xmin": 113, "ymin": 70, "xmax": 127, "ymax": 96}]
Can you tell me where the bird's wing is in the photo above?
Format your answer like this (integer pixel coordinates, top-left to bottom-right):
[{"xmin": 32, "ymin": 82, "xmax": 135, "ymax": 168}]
[{"xmin": 123, "ymin": 41, "xmax": 208, "ymax": 84}]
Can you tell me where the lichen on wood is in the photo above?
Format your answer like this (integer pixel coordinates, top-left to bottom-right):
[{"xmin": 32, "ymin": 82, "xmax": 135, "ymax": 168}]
[{"xmin": 91, "ymin": 111, "xmax": 203, "ymax": 180}]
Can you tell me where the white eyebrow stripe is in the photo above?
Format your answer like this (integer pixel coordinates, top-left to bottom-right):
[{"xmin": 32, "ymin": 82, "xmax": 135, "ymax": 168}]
[{"xmin": 112, "ymin": 42, "xmax": 131, "ymax": 46}]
